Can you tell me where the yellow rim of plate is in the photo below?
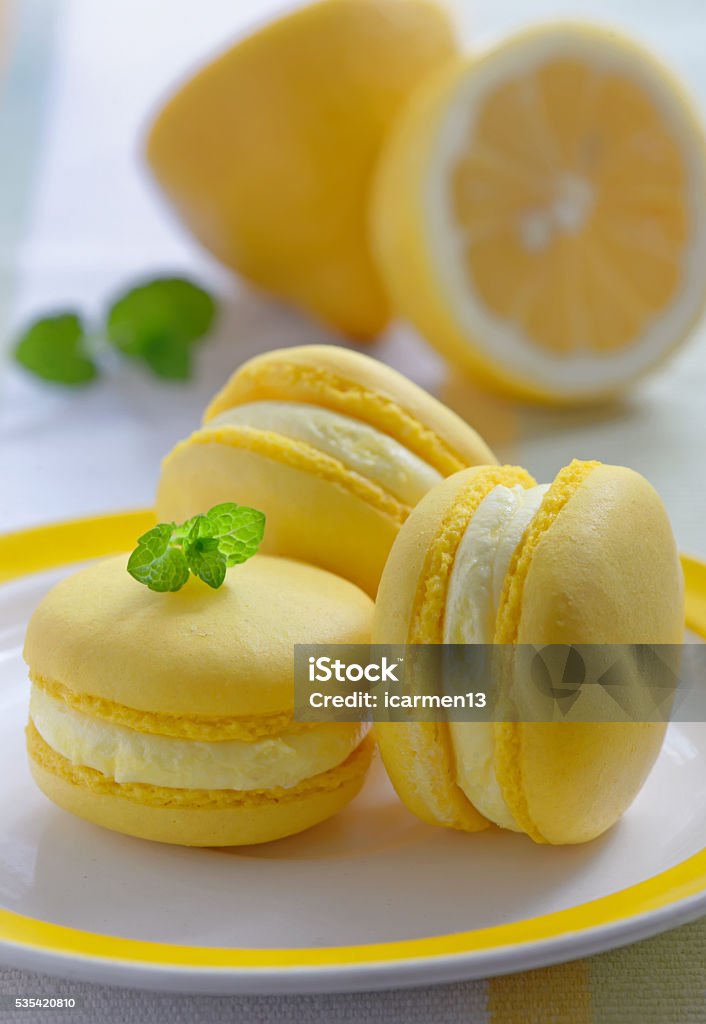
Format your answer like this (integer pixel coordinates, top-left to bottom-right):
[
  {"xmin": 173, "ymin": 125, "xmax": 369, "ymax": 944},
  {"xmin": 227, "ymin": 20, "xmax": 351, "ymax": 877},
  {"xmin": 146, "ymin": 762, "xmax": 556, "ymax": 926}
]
[{"xmin": 1, "ymin": 512, "xmax": 705, "ymax": 972}]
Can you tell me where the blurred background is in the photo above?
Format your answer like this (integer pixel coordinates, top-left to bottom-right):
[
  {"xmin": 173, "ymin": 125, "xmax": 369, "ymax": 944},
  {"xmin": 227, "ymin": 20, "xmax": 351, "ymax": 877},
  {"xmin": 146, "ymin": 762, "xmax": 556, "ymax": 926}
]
[{"xmin": 1, "ymin": 0, "xmax": 705, "ymax": 557}]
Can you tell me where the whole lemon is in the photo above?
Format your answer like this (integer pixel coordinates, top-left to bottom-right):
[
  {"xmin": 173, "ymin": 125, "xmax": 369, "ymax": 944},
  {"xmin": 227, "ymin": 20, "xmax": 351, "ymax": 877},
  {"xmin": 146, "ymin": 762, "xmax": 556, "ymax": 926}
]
[{"xmin": 146, "ymin": 0, "xmax": 457, "ymax": 340}]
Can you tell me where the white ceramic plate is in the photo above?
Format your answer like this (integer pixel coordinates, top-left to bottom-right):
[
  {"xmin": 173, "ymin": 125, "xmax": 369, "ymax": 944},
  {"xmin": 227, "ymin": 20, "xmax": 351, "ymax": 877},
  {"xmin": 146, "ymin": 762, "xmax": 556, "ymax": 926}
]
[{"xmin": 1, "ymin": 517, "xmax": 706, "ymax": 994}]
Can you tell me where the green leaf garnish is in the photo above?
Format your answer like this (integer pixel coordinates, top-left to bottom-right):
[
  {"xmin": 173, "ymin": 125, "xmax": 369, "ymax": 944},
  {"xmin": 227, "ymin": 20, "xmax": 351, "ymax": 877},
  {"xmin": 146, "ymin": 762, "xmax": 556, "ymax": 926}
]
[
  {"xmin": 141, "ymin": 336, "xmax": 193, "ymax": 380},
  {"xmin": 184, "ymin": 536, "xmax": 227, "ymax": 589},
  {"xmin": 107, "ymin": 277, "xmax": 216, "ymax": 379},
  {"xmin": 13, "ymin": 275, "xmax": 217, "ymax": 388},
  {"xmin": 203, "ymin": 502, "xmax": 266, "ymax": 566},
  {"xmin": 172, "ymin": 515, "xmax": 205, "ymax": 543},
  {"xmin": 127, "ymin": 523, "xmax": 190, "ymax": 592},
  {"xmin": 14, "ymin": 313, "xmax": 99, "ymax": 386},
  {"xmin": 127, "ymin": 503, "xmax": 265, "ymax": 593}
]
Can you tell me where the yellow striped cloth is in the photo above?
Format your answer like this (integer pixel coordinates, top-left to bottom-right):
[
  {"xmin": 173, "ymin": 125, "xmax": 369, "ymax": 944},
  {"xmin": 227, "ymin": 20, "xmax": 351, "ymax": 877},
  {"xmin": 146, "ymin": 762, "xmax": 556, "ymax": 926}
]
[
  {"xmin": 1, "ymin": 918, "xmax": 705, "ymax": 1022},
  {"xmin": 488, "ymin": 917, "xmax": 706, "ymax": 1022}
]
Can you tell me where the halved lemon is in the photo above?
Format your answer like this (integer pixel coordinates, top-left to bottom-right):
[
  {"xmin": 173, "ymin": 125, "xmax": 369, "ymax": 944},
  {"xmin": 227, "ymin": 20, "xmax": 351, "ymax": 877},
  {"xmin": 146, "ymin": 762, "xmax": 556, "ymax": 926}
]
[{"xmin": 372, "ymin": 23, "xmax": 706, "ymax": 403}]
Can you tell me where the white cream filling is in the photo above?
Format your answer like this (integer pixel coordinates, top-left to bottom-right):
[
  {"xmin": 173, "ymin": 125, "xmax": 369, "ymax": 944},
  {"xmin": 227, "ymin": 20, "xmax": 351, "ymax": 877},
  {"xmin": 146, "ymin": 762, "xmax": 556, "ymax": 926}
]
[
  {"xmin": 208, "ymin": 401, "xmax": 442, "ymax": 506},
  {"xmin": 30, "ymin": 685, "xmax": 366, "ymax": 791},
  {"xmin": 443, "ymin": 483, "xmax": 549, "ymax": 830}
]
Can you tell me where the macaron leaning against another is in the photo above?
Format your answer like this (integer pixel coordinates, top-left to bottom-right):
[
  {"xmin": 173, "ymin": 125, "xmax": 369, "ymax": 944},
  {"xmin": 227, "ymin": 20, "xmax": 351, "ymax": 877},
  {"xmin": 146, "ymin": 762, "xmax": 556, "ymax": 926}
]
[
  {"xmin": 156, "ymin": 345, "xmax": 496, "ymax": 596},
  {"xmin": 373, "ymin": 460, "xmax": 684, "ymax": 844},
  {"xmin": 25, "ymin": 554, "xmax": 375, "ymax": 846}
]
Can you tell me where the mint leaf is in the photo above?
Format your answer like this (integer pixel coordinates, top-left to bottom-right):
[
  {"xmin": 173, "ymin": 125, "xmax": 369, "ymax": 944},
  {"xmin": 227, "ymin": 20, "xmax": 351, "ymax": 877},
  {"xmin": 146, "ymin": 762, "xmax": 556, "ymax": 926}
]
[
  {"xmin": 127, "ymin": 502, "xmax": 265, "ymax": 593},
  {"xmin": 14, "ymin": 313, "xmax": 98, "ymax": 385},
  {"xmin": 204, "ymin": 502, "xmax": 266, "ymax": 566},
  {"xmin": 184, "ymin": 536, "xmax": 227, "ymax": 589},
  {"xmin": 186, "ymin": 513, "xmax": 216, "ymax": 540},
  {"xmin": 127, "ymin": 523, "xmax": 190, "ymax": 592},
  {"xmin": 173, "ymin": 515, "xmax": 208, "ymax": 542},
  {"xmin": 106, "ymin": 277, "xmax": 216, "ymax": 380},
  {"xmin": 142, "ymin": 335, "xmax": 192, "ymax": 380}
]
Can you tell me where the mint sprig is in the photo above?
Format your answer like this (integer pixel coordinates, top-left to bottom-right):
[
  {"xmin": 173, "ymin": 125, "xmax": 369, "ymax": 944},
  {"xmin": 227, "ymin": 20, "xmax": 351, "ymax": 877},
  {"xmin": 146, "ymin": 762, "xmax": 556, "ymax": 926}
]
[
  {"xmin": 187, "ymin": 503, "xmax": 267, "ymax": 565},
  {"xmin": 183, "ymin": 536, "xmax": 227, "ymax": 590},
  {"xmin": 126, "ymin": 523, "xmax": 190, "ymax": 593},
  {"xmin": 107, "ymin": 277, "xmax": 216, "ymax": 380},
  {"xmin": 128, "ymin": 503, "xmax": 266, "ymax": 592},
  {"xmin": 14, "ymin": 313, "xmax": 98, "ymax": 386},
  {"xmin": 13, "ymin": 276, "xmax": 217, "ymax": 386}
]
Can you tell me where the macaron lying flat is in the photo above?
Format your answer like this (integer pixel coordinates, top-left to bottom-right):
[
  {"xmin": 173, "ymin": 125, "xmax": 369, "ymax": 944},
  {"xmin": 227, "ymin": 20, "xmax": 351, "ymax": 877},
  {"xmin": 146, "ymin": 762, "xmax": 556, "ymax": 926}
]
[
  {"xmin": 374, "ymin": 460, "xmax": 684, "ymax": 844},
  {"xmin": 25, "ymin": 554, "xmax": 374, "ymax": 846},
  {"xmin": 156, "ymin": 345, "xmax": 496, "ymax": 596}
]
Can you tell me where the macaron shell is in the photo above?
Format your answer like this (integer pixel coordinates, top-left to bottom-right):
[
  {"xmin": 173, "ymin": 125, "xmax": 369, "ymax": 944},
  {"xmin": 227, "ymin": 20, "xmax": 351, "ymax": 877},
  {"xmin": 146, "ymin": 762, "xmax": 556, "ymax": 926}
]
[
  {"xmin": 203, "ymin": 345, "xmax": 497, "ymax": 474},
  {"xmin": 374, "ymin": 465, "xmax": 536, "ymax": 646},
  {"xmin": 28, "ymin": 725, "xmax": 374, "ymax": 847},
  {"xmin": 494, "ymin": 721, "xmax": 667, "ymax": 845},
  {"xmin": 24, "ymin": 554, "xmax": 373, "ymax": 718},
  {"xmin": 373, "ymin": 469, "xmax": 486, "ymax": 646},
  {"xmin": 510, "ymin": 464, "xmax": 685, "ymax": 646},
  {"xmin": 495, "ymin": 463, "xmax": 684, "ymax": 844},
  {"xmin": 156, "ymin": 435, "xmax": 400, "ymax": 597},
  {"xmin": 160, "ymin": 346, "xmax": 496, "ymax": 596},
  {"xmin": 372, "ymin": 720, "xmax": 489, "ymax": 832},
  {"xmin": 373, "ymin": 465, "xmax": 535, "ymax": 833}
]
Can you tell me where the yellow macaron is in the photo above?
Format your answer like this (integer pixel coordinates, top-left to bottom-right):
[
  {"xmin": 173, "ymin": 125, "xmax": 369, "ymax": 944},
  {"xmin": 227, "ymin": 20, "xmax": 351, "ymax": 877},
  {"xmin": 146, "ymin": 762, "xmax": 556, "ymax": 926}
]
[
  {"xmin": 156, "ymin": 345, "xmax": 496, "ymax": 596},
  {"xmin": 373, "ymin": 460, "xmax": 684, "ymax": 844},
  {"xmin": 25, "ymin": 553, "xmax": 374, "ymax": 846}
]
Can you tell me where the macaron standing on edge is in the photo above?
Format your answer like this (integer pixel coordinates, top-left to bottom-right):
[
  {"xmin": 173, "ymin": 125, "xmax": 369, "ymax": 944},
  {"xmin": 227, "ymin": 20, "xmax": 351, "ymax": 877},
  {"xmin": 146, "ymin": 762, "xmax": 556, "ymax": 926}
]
[
  {"xmin": 373, "ymin": 460, "xmax": 684, "ymax": 844},
  {"xmin": 24, "ymin": 554, "xmax": 375, "ymax": 846},
  {"xmin": 156, "ymin": 346, "xmax": 497, "ymax": 596}
]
